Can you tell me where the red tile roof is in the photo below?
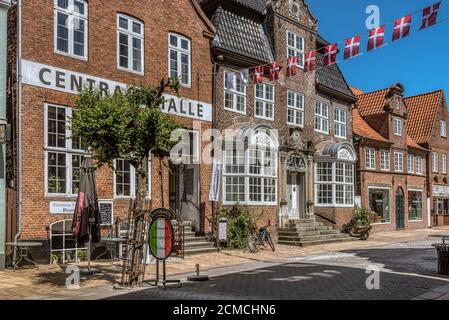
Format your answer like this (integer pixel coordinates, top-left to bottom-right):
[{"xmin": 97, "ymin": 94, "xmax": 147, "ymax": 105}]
[
  {"xmin": 355, "ymin": 89, "xmax": 389, "ymax": 117},
  {"xmin": 350, "ymin": 87, "xmax": 365, "ymax": 96},
  {"xmin": 352, "ymin": 107, "xmax": 389, "ymax": 143},
  {"xmin": 407, "ymin": 135, "xmax": 427, "ymax": 151},
  {"xmin": 405, "ymin": 90, "xmax": 444, "ymax": 145}
]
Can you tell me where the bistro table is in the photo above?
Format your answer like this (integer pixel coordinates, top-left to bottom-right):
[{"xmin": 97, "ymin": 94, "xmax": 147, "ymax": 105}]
[
  {"xmin": 6, "ymin": 242, "xmax": 43, "ymax": 270},
  {"xmin": 97, "ymin": 237, "xmax": 127, "ymax": 263}
]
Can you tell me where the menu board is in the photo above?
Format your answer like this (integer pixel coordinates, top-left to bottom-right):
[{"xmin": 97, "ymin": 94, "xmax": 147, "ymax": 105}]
[{"xmin": 99, "ymin": 201, "xmax": 113, "ymax": 226}]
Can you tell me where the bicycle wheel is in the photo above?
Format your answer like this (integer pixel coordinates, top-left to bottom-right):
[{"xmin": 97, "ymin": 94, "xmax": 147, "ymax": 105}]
[
  {"xmin": 247, "ymin": 232, "xmax": 259, "ymax": 253},
  {"xmin": 265, "ymin": 232, "xmax": 275, "ymax": 252}
]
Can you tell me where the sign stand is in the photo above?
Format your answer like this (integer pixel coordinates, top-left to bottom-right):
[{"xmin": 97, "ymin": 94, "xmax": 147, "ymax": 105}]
[{"xmin": 143, "ymin": 208, "xmax": 181, "ymax": 289}]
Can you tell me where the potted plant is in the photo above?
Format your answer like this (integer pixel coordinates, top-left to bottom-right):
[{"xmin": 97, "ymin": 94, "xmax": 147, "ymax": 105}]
[
  {"xmin": 51, "ymin": 253, "xmax": 60, "ymax": 265},
  {"xmin": 76, "ymin": 250, "xmax": 86, "ymax": 263}
]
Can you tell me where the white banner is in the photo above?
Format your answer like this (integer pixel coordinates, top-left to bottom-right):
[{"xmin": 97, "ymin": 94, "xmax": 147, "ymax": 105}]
[
  {"xmin": 209, "ymin": 159, "xmax": 222, "ymax": 202},
  {"xmin": 50, "ymin": 201, "xmax": 76, "ymax": 214}
]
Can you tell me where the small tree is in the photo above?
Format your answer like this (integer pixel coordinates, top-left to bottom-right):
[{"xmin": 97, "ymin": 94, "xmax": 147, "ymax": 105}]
[{"xmin": 71, "ymin": 79, "xmax": 181, "ymax": 286}]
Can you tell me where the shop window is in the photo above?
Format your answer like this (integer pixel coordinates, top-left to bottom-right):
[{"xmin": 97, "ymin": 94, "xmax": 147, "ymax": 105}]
[
  {"xmin": 286, "ymin": 30, "xmax": 304, "ymax": 68},
  {"xmin": 54, "ymin": 0, "xmax": 88, "ymax": 59},
  {"xmin": 369, "ymin": 188, "xmax": 390, "ymax": 223},
  {"xmin": 315, "ymin": 162, "xmax": 354, "ymax": 207},
  {"xmin": 113, "ymin": 158, "xmax": 151, "ymax": 199},
  {"xmin": 117, "ymin": 14, "xmax": 144, "ymax": 74},
  {"xmin": 45, "ymin": 104, "xmax": 88, "ymax": 196},
  {"xmin": 434, "ymin": 198, "xmax": 449, "ymax": 216},
  {"xmin": 315, "ymin": 100, "xmax": 329, "ymax": 134},
  {"xmin": 255, "ymin": 83, "xmax": 275, "ymax": 120},
  {"xmin": 287, "ymin": 90, "xmax": 304, "ymax": 127},
  {"xmin": 224, "ymin": 71, "xmax": 246, "ymax": 114},
  {"xmin": 408, "ymin": 190, "xmax": 423, "ymax": 221},
  {"xmin": 169, "ymin": 33, "xmax": 191, "ymax": 87}
]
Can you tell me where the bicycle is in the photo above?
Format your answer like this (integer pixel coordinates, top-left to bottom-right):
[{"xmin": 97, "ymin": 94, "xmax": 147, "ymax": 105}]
[{"xmin": 247, "ymin": 222, "xmax": 275, "ymax": 253}]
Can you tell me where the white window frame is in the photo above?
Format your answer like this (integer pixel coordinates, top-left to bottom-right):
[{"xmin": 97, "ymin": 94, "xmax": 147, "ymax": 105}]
[
  {"xmin": 54, "ymin": 0, "xmax": 88, "ymax": 60},
  {"xmin": 433, "ymin": 152, "xmax": 439, "ymax": 173},
  {"xmin": 113, "ymin": 158, "xmax": 152, "ymax": 199},
  {"xmin": 393, "ymin": 118, "xmax": 402, "ymax": 136},
  {"xmin": 116, "ymin": 14, "xmax": 144, "ymax": 75},
  {"xmin": 223, "ymin": 70, "xmax": 246, "ymax": 115},
  {"xmin": 368, "ymin": 186, "xmax": 391, "ymax": 225},
  {"xmin": 443, "ymin": 154, "xmax": 447, "ymax": 175},
  {"xmin": 416, "ymin": 156, "xmax": 423, "ymax": 175},
  {"xmin": 365, "ymin": 148, "xmax": 376, "ymax": 170},
  {"xmin": 408, "ymin": 154, "xmax": 415, "ymax": 174},
  {"xmin": 44, "ymin": 104, "xmax": 89, "ymax": 197},
  {"xmin": 254, "ymin": 83, "xmax": 275, "ymax": 121},
  {"xmin": 315, "ymin": 100, "xmax": 329, "ymax": 134},
  {"xmin": 315, "ymin": 162, "xmax": 355, "ymax": 208},
  {"xmin": 441, "ymin": 120, "xmax": 447, "ymax": 138},
  {"xmin": 286, "ymin": 30, "xmax": 305, "ymax": 68},
  {"xmin": 287, "ymin": 90, "xmax": 304, "ymax": 127},
  {"xmin": 168, "ymin": 33, "xmax": 191, "ymax": 87},
  {"xmin": 394, "ymin": 152, "xmax": 404, "ymax": 172},
  {"xmin": 334, "ymin": 107, "xmax": 347, "ymax": 139},
  {"xmin": 380, "ymin": 150, "xmax": 390, "ymax": 171}
]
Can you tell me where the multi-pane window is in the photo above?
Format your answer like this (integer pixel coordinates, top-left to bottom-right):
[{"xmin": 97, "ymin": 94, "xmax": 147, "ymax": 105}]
[
  {"xmin": 315, "ymin": 162, "xmax": 354, "ymax": 206},
  {"xmin": 224, "ymin": 71, "xmax": 246, "ymax": 114},
  {"xmin": 408, "ymin": 190, "xmax": 423, "ymax": 221},
  {"xmin": 117, "ymin": 14, "xmax": 144, "ymax": 74},
  {"xmin": 380, "ymin": 150, "xmax": 390, "ymax": 171},
  {"xmin": 286, "ymin": 30, "xmax": 305, "ymax": 68},
  {"xmin": 443, "ymin": 154, "xmax": 447, "ymax": 175},
  {"xmin": 334, "ymin": 108, "xmax": 347, "ymax": 139},
  {"xmin": 394, "ymin": 152, "xmax": 404, "ymax": 172},
  {"xmin": 287, "ymin": 90, "xmax": 304, "ymax": 127},
  {"xmin": 315, "ymin": 100, "xmax": 329, "ymax": 134},
  {"xmin": 369, "ymin": 188, "xmax": 390, "ymax": 223},
  {"xmin": 433, "ymin": 152, "xmax": 439, "ymax": 173},
  {"xmin": 393, "ymin": 118, "xmax": 402, "ymax": 136},
  {"xmin": 408, "ymin": 154, "xmax": 415, "ymax": 174},
  {"xmin": 255, "ymin": 83, "xmax": 275, "ymax": 120},
  {"xmin": 365, "ymin": 148, "xmax": 376, "ymax": 170},
  {"xmin": 114, "ymin": 158, "xmax": 151, "ymax": 198},
  {"xmin": 169, "ymin": 33, "xmax": 191, "ymax": 86},
  {"xmin": 54, "ymin": 0, "xmax": 88, "ymax": 59},
  {"xmin": 441, "ymin": 120, "xmax": 447, "ymax": 138},
  {"xmin": 416, "ymin": 156, "xmax": 423, "ymax": 175},
  {"xmin": 45, "ymin": 104, "xmax": 88, "ymax": 195}
]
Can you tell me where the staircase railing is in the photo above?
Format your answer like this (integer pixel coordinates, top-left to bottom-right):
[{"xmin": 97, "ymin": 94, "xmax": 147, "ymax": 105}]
[{"xmin": 314, "ymin": 213, "xmax": 337, "ymax": 225}]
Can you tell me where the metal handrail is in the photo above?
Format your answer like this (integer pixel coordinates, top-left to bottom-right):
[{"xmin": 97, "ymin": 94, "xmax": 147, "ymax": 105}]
[{"xmin": 314, "ymin": 213, "xmax": 337, "ymax": 225}]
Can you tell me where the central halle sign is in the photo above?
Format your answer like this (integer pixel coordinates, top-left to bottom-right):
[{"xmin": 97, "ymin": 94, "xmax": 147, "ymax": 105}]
[{"xmin": 21, "ymin": 59, "xmax": 212, "ymax": 122}]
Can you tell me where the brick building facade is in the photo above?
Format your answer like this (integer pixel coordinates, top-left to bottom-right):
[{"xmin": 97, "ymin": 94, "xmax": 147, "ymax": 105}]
[
  {"xmin": 199, "ymin": 0, "xmax": 357, "ymax": 239},
  {"xmin": 6, "ymin": 0, "xmax": 216, "ymax": 260},
  {"xmin": 352, "ymin": 84, "xmax": 429, "ymax": 232}
]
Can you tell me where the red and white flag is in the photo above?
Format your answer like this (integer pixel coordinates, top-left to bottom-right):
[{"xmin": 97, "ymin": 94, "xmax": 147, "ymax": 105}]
[
  {"xmin": 420, "ymin": 2, "xmax": 441, "ymax": 30},
  {"xmin": 269, "ymin": 61, "xmax": 281, "ymax": 81},
  {"xmin": 323, "ymin": 43, "xmax": 338, "ymax": 66},
  {"xmin": 286, "ymin": 56, "xmax": 298, "ymax": 77},
  {"xmin": 304, "ymin": 51, "xmax": 317, "ymax": 72},
  {"xmin": 344, "ymin": 35, "xmax": 360, "ymax": 60},
  {"xmin": 253, "ymin": 66, "xmax": 264, "ymax": 84},
  {"xmin": 393, "ymin": 15, "xmax": 412, "ymax": 41},
  {"xmin": 367, "ymin": 26, "xmax": 385, "ymax": 51}
]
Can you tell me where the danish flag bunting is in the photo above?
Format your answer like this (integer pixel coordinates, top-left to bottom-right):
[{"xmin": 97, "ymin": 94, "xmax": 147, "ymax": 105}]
[
  {"xmin": 269, "ymin": 61, "xmax": 281, "ymax": 81},
  {"xmin": 393, "ymin": 15, "xmax": 412, "ymax": 41},
  {"xmin": 304, "ymin": 51, "xmax": 317, "ymax": 72},
  {"xmin": 286, "ymin": 56, "xmax": 298, "ymax": 77},
  {"xmin": 344, "ymin": 35, "xmax": 361, "ymax": 59},
  {"xmin": 367, "ymin": 26, "xmax": 385, "ymax": 51},
  {"xmin": 420, "ymin": 2, "xmax": 441, "ymax": 30},
  {"xmin": 323, "ymin": 43, "xmax": 338, "ymax": 66},
  {"xmin": 253, "ymin": 66, "xmax": 264, "ymax": 84}
]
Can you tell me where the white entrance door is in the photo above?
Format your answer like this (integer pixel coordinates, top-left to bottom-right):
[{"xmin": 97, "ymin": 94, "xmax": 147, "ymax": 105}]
[{"xmin": 287, "ymin": 175, "xmax": 300, "ymax": 219}]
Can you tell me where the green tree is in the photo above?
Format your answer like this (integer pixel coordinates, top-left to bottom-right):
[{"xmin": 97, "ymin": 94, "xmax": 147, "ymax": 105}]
[{"xmin": 71, "ymin": 79, "xmax": 181, "ymax": 286}]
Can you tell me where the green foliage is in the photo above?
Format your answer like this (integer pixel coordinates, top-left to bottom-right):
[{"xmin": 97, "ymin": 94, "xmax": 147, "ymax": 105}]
[
  {"xmin": 221, "ymin": 204, "xmax": 255, "ymax": 249},
  {"xmin": 352, "ymin": 207, "xmax": 374, "ymax": 227},
  {"xmin": 70, "ymin": 81, "xmax": 182, "ymax": 169}
]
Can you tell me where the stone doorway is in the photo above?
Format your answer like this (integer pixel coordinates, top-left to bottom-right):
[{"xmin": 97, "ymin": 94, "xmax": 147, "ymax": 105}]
[{"xmin": 287, "ymin": 173, "xmax": 306, "ymax": 220}]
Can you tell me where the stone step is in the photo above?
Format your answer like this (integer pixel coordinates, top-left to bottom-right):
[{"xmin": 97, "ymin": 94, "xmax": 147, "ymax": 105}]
[
  {"xmin": 184, "ymin": 241, "xmax": 216, "ymax": 249},
  {"xmin": 184, "ymin": 247, "xmax": 218, "ymax": 255},
  {"xmin": 278, "ymin": 236, "xmax": 356, "ymax": 247},
  {"xmin": 278, "ymin": 230, "xmax": 342, "ymax": 237},
  {"xmin": 279, "ymin": 226, "xmax": 334, "ymax": 233},
  {"xmin": 278, "ymin": 233, "xmax": 350, "ymax": 242},
  {"xmin": 184, "ymin": 236, "xmax": 208, "ymax": 242}
]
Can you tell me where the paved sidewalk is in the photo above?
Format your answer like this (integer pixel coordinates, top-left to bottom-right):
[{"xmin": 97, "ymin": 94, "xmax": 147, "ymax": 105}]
[{"xmin": 0, "ymin": 226, "xmax": 448, "ymax": 300}]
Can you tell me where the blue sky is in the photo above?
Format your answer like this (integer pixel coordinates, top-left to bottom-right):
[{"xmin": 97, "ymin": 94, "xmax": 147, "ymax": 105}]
[{"xmin": 307, "ymin": 0, "xmax": 449, "ymax": 97}]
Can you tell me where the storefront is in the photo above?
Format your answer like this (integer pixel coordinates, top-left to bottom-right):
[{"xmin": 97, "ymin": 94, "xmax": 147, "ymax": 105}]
[{"xmin": 432, "ymin": 185, "xmax": 449, "ymax": 225}]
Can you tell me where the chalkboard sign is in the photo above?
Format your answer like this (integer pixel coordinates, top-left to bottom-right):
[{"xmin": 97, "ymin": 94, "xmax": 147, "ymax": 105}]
[{"xmin": 99, "ymin": 201, "xmax": 113, "ymax": 226}]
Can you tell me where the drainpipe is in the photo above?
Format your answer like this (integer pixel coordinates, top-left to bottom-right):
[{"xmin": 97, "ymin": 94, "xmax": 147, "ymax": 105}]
[{"xmin": 13, "ymin": 0, "xmax": 22, "ymax": 260}]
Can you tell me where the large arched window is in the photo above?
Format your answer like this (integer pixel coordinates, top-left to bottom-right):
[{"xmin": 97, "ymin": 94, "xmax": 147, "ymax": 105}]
[{"xmin": 223, "ymin": 126, "xmax": 278, "ymax": 205}]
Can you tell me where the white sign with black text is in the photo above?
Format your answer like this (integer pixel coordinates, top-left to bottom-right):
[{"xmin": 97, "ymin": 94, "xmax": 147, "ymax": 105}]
[{"xmin": 50, "ymin": 201, "xmax": 76, "ymax": 214}]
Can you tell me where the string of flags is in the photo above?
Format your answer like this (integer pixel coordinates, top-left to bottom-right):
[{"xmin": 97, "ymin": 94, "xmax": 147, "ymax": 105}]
[{"xmin": 224, "ymin": 1, "xmax": 444, "ymax": 90}]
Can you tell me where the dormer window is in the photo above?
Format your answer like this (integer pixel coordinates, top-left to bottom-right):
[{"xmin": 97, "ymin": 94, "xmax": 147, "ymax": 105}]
[{"xmin": 393, "ymin": 118, "xmax": 402, "ymax": 136}]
